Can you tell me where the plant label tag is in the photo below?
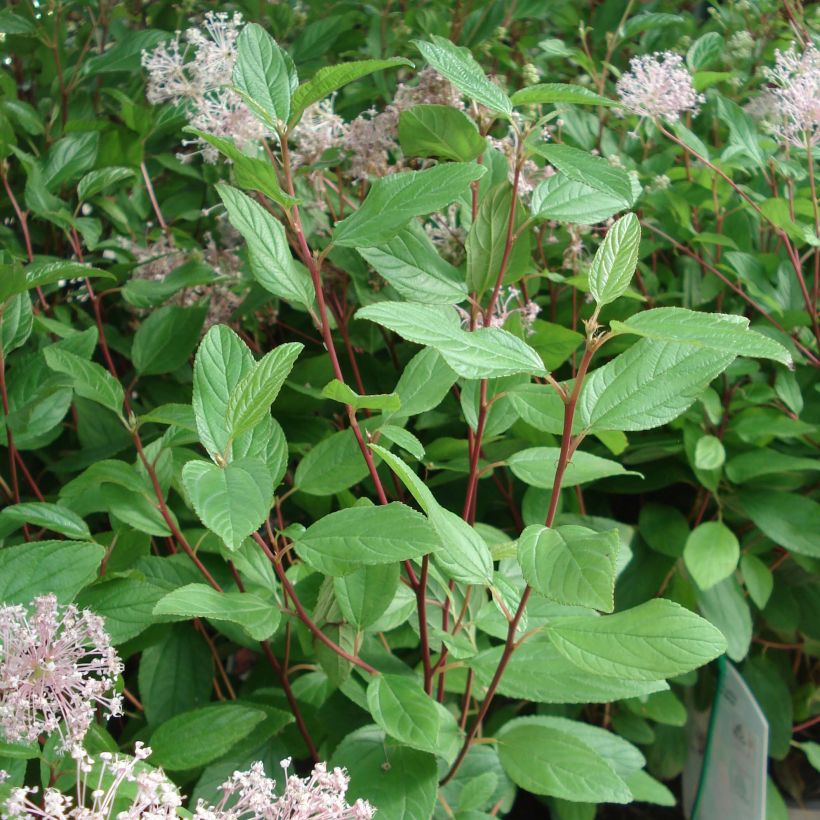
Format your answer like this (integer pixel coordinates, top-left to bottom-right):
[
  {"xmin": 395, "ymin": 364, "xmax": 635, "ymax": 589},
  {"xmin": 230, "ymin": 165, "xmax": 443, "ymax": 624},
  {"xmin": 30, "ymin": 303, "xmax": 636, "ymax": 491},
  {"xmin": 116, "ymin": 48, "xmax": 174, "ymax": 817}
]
[{"xmin": 683, "ymin": 658, "xmax": 768, "ymax": 820}]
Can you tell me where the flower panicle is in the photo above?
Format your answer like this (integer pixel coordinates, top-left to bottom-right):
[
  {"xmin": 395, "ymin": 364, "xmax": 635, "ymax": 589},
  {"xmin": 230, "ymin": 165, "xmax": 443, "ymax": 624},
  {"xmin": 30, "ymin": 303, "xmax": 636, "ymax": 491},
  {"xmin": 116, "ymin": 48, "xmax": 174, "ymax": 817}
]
[
  {"xmin": 0, "ymin": 595, "xmax": 123, "ymax": 750},
  {"xmin": 616, "ymin": 51, "xmax": 704, "ymax": 124}
]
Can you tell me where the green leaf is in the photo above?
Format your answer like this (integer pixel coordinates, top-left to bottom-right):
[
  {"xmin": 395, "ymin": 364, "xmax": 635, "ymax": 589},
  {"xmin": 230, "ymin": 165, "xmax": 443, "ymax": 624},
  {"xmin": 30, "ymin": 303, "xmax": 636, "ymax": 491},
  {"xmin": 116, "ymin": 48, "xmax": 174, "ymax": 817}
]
[
  {"xmin": 226, "ymin": 342, "xmax": 303, "ymax": 440},
  {"xmin": 182, "ymin": 458, "xmax": 273, "ymax": 551},
  {"xmin": 377, "ymin": 425, "xmax": 424, "ymax": 460},
  {"xmin": 548, "ymin": 598, "xmax": 727, "ymax": 680},
  {"xmin": 530, "ymin": 143, "xmax": 634, "ymax": 207},
  {"xmin": 694, "ymin": 434, "xmax": 725, "ymax": 470},
  {"xmin": 578, "ymin": 339, "xmax": 736, "ymax": 432},
  {"xmin": 507, "ymin": 446, "xmax": 641, "ymax": 488},
  {"xmin": 77, "ymin": 167, "xmax": 135, "ymax": 201},
  {"xmin": 391, "ymin": 348, "xmax": 457, "ymax": 419},
  {"xmin": 294, "ymin": 428, "xmax": 372, "ymax": 496},
  {"xmin": 740, "ymin": 554, "xmax": 773, "ymax": 609},
  {"xmin": 371, "ymin": 444, "xmax": 493, "ymax": 584},
  {"xmin": 531, "ymin": 176, "xmax": 626, "ymax": 224},
  {"xmin": 716, "ymin": 97, "xmax": 767, "ymax": 169},
  {"xmin": 512, "ymin": 83, "xmax": 616, "ymax": 107},
  {"xmin": 624, "ymin": 770, "xmax": 676, "ymax": 806},
  {"xmin": 42, "ymin": 347, "xmax": 124, "ymax": 416},
  {"xmin": 798, "ymin": 742, "xmax": 820, "ymax": 773},
  {"xmin": 357, "ymin": 223, "xmax": 467, "ymax": 305},
  {"xmin": 738, "ymin": 491, "xmax": 820, "ymax": 558},
  {"xmin": 366, "ymin": 675, "xmax": 444, "ymax": 755},
  {"xmin": 588, "ymin": 213, "xmax": 640, "ymax": 307},
  {"xmin": 331, "ymin": 726, "xmax": 438, "ymax": 820},
  {"xmin": 356, "ymin": 302, "xmax": 546, "ymax": 379},
  {"xmin": 683, "ymin": 521, "xmax": 739, "ymax": 591},
  {"xmin": 1, "ymin": 502, "xmax": 92, "ymax": 541},
  {"xmin": 0, "ymin": 540, "xmax": 103, "ymax": 605},
  {"xmin": 413, "ymin": 36, "xmax": 512, "ymax": 116},
  {"xmin": 216, "ymin": 183, "xmax": 313, "ymax": 309},
  {"xmin": 76, "ymin": 577, "xmax": 165, "ymax": 644},
  {"xmin": 333, "ymin": 162, "xmax": 485, "ymax": 248},
  {"xmin": 398, "ymin": 104, "xmax": 485, "ymax": 162},
  {"xmin": 0, "ymin": 8, "xmax": 36, "ymax": 35},
  {"xmin": 43, "ymin": 132, "xmax": 99, "ymax": 189},
  {"xmin": 293, "ymin": 502, "xmax": 440, "ymax": 575},
  {"xmin": 233, "ymin": 23, "xmax": 292, "ymax": 126},
  {"xmin": 149, "ymin": 704, "xmax": 269, "ymax": 770},
  {"xmin": 138, "ymin": 624, "xmax": 213, "ymax": 726},
  {"xmin": 0, "ymin": 293, "xmax": 33, "ymax": 356},
  {"xmin": 334, "ymin": 563, "xmax": 400, "ymax": 630},
  {"xmin": 519, "ymin": 716, "xmax": 644, "ymax": 778},
  {"xmin": 190, "ymin": 130, "xmax": 296, "ymax": 207},
  {"xmin": 466, "ymin": 182, "xmax": 530, "ymax": 296},
  {"xmin": 290, "ymin": 58, "xmax": 412, "ymax": 123},
  {"xmin": 497, "ymin": 717, "xmax": 631, "ymax": 803},
  {"xmin": 321, "ymin": 379, "xmax": 400, "ymax": 412},
  {"xmin": 471, "ymin": 636, "xmax": 669, "ymax": 704},
  {"xmin": 0, "ymin": 260, "xmax": 113, "ymax": 303},
  {"xmin": 154, "ymin": 583, "xmax": 280, "ymax": 641},
  {"xmin": 611, "ymin": 308, "xmax": 792, "ymax": 366},
  {"xmin": 517, "ymin": 525, "xmax": 618, "ymax": 612},
  {"xmin": 132, "ymin": 304, "xmax": 207, "ymax": 375}
]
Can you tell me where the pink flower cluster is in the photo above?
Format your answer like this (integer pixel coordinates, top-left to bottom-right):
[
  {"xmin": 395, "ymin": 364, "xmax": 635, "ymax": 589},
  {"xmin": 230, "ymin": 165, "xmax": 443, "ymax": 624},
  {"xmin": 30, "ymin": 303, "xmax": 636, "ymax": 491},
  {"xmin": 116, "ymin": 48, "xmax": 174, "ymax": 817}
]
[
  {"xmin": 616, "ymin": 51, "xmax": 704, "ymax": 124},
  {"xmin": 0, "ymin": 595, "xmax": 123, "ymax": 749}
]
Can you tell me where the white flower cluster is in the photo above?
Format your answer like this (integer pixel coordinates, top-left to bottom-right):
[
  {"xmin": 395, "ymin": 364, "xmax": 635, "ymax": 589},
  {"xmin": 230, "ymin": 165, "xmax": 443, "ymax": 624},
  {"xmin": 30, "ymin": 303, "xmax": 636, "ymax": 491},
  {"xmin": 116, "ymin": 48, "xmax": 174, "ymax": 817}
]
[
  {"xmin": 141, "ymin": 12, "xmax": 269, "ymax": 162},
  {"xmin": 616, "ymin": 51, "xmax": 704, "ymax": 124},
  {"xmin": 763, "ymin": 44, "xmax": 820, "ymax": 148},
  {"xmin": 0, "ymin": 595, "xmax": 123, "ymax": 750},
  {"xmin": 2, "ymin": 751, "xmax": 374, "ymax": 820}
]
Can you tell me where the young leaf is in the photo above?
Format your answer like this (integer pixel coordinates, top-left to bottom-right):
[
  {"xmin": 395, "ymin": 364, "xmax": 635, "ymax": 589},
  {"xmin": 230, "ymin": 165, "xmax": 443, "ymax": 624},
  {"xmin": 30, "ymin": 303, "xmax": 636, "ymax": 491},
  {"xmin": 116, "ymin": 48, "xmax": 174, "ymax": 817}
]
[
  {"xmin": 43, "ymin": 347, "xmax": 124, "ymax": 417},
  {"xmin": 366, "ymin": 675, "xmax": 443, "ymax": 755},
  {"xmin": 226, "ymin": 342, "xmax": 303, "ymax": 440},
  {"xmin": 610, "ymin": 307, "xmax": 792, "ymax": 366},
  {"xmin": 413, "ymin": 36, "xmax": 512, "ymax": 116},
  {"xmin": 578, "ymin": 339, "xmax": 736, "ymax": 432},
  {"xmin": 398, "ymin": 104, "xmax": 485, "ymax": 162},
  {"xmin": 0, "ymin": 293, "xmax": 32, "ymax": 355},
  {"xmin": 356, "ymin": 302, "xmax": 546, "ymax": 378},
  {"xmin": 289, "ymin": 58, "xmax": 413, "ymax": 123},
  {"xmin": 333, "ymin": 162, "xmax": 485, "ymax": 248},
  {"xmin": 683, "ymin": 521, "xmax": 739, "ymax": 590},
  {"xmin": 497, "ymin": 717, "xmax": 631, "ymax": 803},
  {"xmin": 321, "ymin": 379, "xmax": 401, "ymax": 412},
  {"xmin": 507, "ymin": 447, "xmax": 641, "ymax": 488},
  {"xmin": 530, "ymin": 143, "xmax": 634, "ymax": 207},
  {"xmin": 371, "ymin": 444, "xmax": 493, "ymax": 585},
  {"xmin": 181, "ymin": 457, "xmax": 273, "ymax": 551},
  {"xmin": 512, "ymin": 83, "xmax": 616, "ymax": 107},
  {"xmin": 193, "ymin": 325, "xmax": 255, "ymax": 459},
  {"xmin": 153, "ymin": 583, "xmax": 280, "ymax": 640},
  {"xmin": 294, "ymin": 428, "xmax": 373, "ymax": 496},
  {"xmin": 233, "ymin": 23, "xmax": 292, "ymax": 127},
  {"xmin": 357, "ymin": 222, "xmax": 468, "ymax": 305},
  {"xmin": 548, "ymin": 598, "xmax": 727, "ymax": 681},
  {"xmin": 216, "ymin": 183, "xmax": 314, "ymax": 309},
  {"xmin": 587, "ymin": 213, "xmax": 641, "ymax": 307},
  {"xmin": 517, "ymin": 525, "xmax": 619, "ymax": 612},
  {"xmin": 292, "ymin": 503, "xmax": 440, "ymax": 575},
  {"xmin": 697, "ymin": 578, "xmax": 752, "ymax": 662},
  {"xmin": 740, "ymin": 554, "xmax": 773, "ymax": 609}
]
